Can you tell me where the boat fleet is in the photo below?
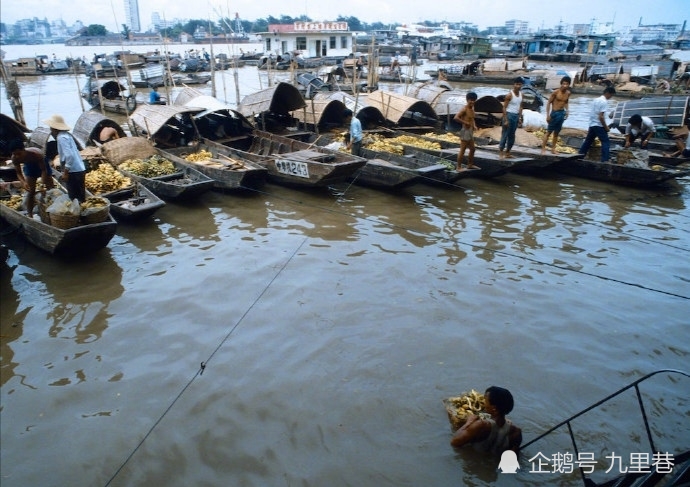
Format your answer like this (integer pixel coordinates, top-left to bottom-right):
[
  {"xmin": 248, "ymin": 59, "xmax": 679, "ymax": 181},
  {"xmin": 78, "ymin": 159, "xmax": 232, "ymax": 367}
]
[{"xmin": 1, "ymin": 71, "xmax": 689, "ymax": 257}]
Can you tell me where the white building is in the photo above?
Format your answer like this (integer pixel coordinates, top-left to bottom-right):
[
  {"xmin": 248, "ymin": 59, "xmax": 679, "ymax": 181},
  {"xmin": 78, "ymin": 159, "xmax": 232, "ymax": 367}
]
[{"xmin": 261, "ymin": 21, "xmax": 354, "ymax": 58}]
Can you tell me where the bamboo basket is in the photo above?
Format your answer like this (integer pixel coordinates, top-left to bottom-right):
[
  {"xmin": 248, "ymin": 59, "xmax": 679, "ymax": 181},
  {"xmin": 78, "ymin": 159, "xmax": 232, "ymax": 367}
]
[
  {"xmin": 49, "ymin": 212, "xmax": 80, "ymax": 229},
  {"xmin": 80, "ymin": 205, "xmax": 110, "ymax": 224},
  {"xmin": 38, "ymin": 203, "xmax": 51, "ymax": 224}
]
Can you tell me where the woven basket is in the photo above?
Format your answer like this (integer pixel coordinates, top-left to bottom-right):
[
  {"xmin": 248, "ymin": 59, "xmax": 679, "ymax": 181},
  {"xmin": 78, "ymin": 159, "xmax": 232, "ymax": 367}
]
[
  {"xmin": 38, "ymin": 203, "xmax": 51, "ymax": 224},
  {"xmin": 81, "ymin": 205, "xmax": 110, "ymax": 224},
  {"xmin": 49, "ymin": 212, "xmax": 80, "ymax": 229},
  {"xmin": 101, "ymin": 137, "xmax": 157, "ymax": 166}
]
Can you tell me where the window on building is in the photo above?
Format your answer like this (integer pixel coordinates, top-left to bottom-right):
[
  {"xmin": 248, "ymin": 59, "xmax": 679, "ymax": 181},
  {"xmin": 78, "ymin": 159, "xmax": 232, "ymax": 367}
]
[
  {"xmin": 296, "ymin": 37, "xmax": 307, "ymax": 50},
  {"xmin": 341, "ymin": 36, "xmax": 348, "ymax": 49},
  {"xmin": 330, "ymin": 36, "xmax": 336, "ymax": 49}
]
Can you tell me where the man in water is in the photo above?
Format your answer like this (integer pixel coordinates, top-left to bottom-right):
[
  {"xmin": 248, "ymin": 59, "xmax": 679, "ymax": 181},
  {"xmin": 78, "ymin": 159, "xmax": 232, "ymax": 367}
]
[{"xmin": 450, "ymin": 386, "xmax": 522, "ymax": 455}]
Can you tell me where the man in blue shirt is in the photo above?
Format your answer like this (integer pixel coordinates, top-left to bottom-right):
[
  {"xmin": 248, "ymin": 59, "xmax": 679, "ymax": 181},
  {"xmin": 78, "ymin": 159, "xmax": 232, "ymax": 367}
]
[
  {"xmin": 344, "ymin": 109, "xmax": 362, "ymax": 157},
  {"xmin": 44, "ymin": 114, "xmax": 87, "ymax": 202},
  {"xmin": 149, "ymin": 85, "xmax": 162, "ymax": 104}
]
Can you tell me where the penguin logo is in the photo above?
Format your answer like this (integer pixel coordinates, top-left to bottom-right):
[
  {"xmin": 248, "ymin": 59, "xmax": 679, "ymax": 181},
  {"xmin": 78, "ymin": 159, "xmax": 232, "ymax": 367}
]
[{"xmin": 497, "ymin": 450, "xmax": 519, "ymax": 473}]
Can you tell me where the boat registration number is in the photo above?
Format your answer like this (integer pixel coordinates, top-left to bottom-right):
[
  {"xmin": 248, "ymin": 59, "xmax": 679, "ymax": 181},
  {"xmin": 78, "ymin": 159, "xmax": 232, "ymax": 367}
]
[{"xmin": 275, "ymin": 159, "xmax": 309, "ymax": 178}]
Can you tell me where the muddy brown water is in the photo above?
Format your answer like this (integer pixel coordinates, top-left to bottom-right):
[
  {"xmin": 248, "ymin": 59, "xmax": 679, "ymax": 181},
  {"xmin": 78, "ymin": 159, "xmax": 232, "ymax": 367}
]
[{"xmin": 1, "ymin": 44, "xmax": 689, "ymax": 486}]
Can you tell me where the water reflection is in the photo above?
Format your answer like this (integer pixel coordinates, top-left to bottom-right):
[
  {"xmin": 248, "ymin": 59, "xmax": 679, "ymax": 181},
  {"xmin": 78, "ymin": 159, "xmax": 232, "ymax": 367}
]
[{"xmin": 0, "ymin": 243, "xmax": 124, "ymax": 386}]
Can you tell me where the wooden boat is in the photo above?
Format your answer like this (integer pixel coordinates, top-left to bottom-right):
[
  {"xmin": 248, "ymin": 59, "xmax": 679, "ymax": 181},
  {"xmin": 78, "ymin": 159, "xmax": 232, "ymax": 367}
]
[
  {"xmin": 355, "ymin": 146, "xmax": 470, "ymax": 188},
  {"xmin": 99, "ymin": 183, "xmax": 166, "ymax": 221},
  {"xmin": 476, "ymin": 144, "xmax": 575, "ymax": 173},
  {"xmin": 160, "ymin": 139, "xmax": 269, "ymax": 191},
  {"xmin": 171, "ymin": 73, "xmax": 211, "ymax": 86},
  {"xmin": 117, "ymin": 159, "xmax": 214, "ymax": 200},
  {"xmin": 550, "ymin": 157, "xmax": 690, "ymax": 187},
  {"xmin": 0, "ymin": 183, "xmax": 117, "ymax": 256},
  {"xmin": 223, "ymin": 129, "xmax": 367, "ymax": 187},
  {"xmin": 81, "ymin": 78, "xmax": 136, "ymax": 115},
  {"xmin": 370, "ymin": 130, "xmax": 524, "ymax": 178},
  {"xmin": 100, "ymin": 137, "xmax": 214, "ymax": 200}
]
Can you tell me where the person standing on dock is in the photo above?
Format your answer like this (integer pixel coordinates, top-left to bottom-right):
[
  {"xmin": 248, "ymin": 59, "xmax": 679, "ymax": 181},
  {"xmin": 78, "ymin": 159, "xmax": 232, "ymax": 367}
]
[
  {"xmin": 578, "ymin": 87, "xmax": 616, "ymax": 163},
  {"xmin": 499, "ymin": 77, "xmax": 524, "ymax": 159},
  {"xmin": 453, "ymin": 92, "xmax": 479, "ymax": 170},
  {"xmin": 541, "ymin": 76, "xmax": 571, "ymax": 155}
]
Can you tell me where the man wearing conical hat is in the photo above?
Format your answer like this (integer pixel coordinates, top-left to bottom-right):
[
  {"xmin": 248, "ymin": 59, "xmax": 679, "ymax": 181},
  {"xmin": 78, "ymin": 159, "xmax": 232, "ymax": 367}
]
[{"xmin": 44, "ymin": 114, "xmax": 86, "ymax": 202}]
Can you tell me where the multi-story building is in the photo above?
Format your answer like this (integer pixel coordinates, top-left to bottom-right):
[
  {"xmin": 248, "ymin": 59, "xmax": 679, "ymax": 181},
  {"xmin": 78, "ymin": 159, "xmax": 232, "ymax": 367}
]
[{"xmin": 124, "ymin": 0, "xmax": 141, "ymax": 32}]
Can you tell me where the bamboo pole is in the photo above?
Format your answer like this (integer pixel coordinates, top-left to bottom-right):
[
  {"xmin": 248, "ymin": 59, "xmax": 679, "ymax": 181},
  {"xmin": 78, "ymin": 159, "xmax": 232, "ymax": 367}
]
[{"xmin": 71, "ymin": 54, "xmax": 86, "ymax": 112}]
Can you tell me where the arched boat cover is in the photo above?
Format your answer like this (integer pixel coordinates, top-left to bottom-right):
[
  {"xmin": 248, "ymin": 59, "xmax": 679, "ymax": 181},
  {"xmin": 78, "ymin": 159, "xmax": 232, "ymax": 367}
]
[
  {"xmin": 0, "ymin": 113, "xmax": 31, "ymax": 156},
  {"xmin": 365, "ymin": 90, "xmax": 438, "ymax": 126},
  {"xmin": 173, "ymin": 87, "xmax": 254, "ymax": 129},
  {"xmin": 291, "ymin": 92, "xmax": 349, "ymax": 127},
  {"xmin": 238, "ymin": 82, "xmax": 306, "ymax": 117},
  {"xmin": 73, "ymin": 111, "xmax": 127, "ymax": 147},
  {"xmin": 129, "ymin": 104, "xmax": 204, "ymax": 137}
]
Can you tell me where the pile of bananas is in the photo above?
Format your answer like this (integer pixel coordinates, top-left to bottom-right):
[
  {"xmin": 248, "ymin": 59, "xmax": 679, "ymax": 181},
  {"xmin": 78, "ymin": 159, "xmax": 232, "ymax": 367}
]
[
  {"xmin": 1, "ymin": 194, "xmax": 24, "ymax": 210},
  {"xmin": 184, "ymin": 150, "xmax": 213, "ymax": 162},
  {"xmin": 365, "ymin": 134, "xmax": 405, "ymax": 155},
  {"xmin": 86, "ymin": 165, "xmax": 132, "ymax": 194},
  {"xmin": 120, "ymin": 154, "xmax": 176, "ymax": 178},
  {"xmin": 533, "ymin": 129, "xmax": 581, "ymax": 153},
  {"xmin": 443, "ymin": 389, "xmax": 490, "ymax": 432},
  {"xmin": 81, "ymin": 196, "xmax": 109, "ymax": 210},
  {"xmin": 389, "ymin": 134, "xmax": 442, "ymax": 151},
  {"xmin": 422, "ymin": 132, "xmax": 462, "ymax": 143}
]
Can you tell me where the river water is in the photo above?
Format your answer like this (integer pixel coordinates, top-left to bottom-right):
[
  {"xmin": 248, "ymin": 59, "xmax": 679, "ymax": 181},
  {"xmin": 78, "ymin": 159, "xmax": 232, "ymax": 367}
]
[{"xmin": 1, "ymin": 43, "xmax": 689, "ymax": 487}]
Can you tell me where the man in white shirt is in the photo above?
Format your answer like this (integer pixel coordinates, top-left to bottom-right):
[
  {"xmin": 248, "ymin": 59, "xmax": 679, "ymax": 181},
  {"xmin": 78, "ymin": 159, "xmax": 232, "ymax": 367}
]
[
  {"xmin": 624, "ymin": 114, "xmax": 655, "ymax": 149},
  {"xmin": 578, "ymin": 87, "xmax": 616, "ymax": 162}
]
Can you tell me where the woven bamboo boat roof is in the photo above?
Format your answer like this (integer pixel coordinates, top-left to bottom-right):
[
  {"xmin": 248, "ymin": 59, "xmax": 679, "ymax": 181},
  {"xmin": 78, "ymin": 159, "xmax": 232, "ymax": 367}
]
[
  {"xmin": 73, "ymin": 111, "xmax": 126, "ymax": 148},
  {"xmin": 238, "ymin": 82, "xmax": 306, "ymax": 117},
  {"xmin": 291, "ymin": 92, "xmax": 348, "ymax": 126},
  {"xmin": 0, "ymin": 113, "xmax": 31, "ymax": 144},
  {"xmin": 129, "ymin": 104, "xmax": 204, "ymax": 136},
  {"xmin": 365, "ymin": 90, "xmax": 437, "ymax": 124}
]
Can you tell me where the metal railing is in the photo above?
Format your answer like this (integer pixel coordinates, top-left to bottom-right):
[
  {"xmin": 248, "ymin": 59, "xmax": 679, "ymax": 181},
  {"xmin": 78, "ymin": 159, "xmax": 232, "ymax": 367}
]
[{"xmin": 521, "ymin": 369, "xmax": 690, "ymax": 486}]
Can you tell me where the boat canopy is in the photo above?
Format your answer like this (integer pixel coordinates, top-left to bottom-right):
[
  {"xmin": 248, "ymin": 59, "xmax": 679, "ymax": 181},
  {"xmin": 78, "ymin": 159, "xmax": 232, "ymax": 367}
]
[
  {"xmin": 365, "ymin": 90, "xmax": 438, "ymax": 127},
  {"xmin": 73, "ymin": 111, "xmax": 127, "ymax": 148},
  {"xmin": 0, "ymin": 113, "xmax": 31, "ymax": 156},
  {"xmin": 238, "ymin": 82, "xmax": 306, "ymax": 117},
  {"xmin": 291, "ymin": 92, "xmax": 350, "ymax": 128},
  {"xmin": 129, "ymin": 104, "xmax": 204, "ymax": 137}
]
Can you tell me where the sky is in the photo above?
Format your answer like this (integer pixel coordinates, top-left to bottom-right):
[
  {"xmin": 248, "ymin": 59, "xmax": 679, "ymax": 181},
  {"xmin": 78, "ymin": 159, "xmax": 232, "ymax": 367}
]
[{"xmin": 0, "ymin": 0, "xmax": 687, "ymax": 33}]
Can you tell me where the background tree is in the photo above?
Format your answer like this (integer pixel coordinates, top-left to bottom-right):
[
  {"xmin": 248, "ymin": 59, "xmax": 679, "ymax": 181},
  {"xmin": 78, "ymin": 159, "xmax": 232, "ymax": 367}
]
[
  {"xmin": 121, "ymin": 24, "xmax": 131, "ymax": 40},
  {"xmin": 84, "ymin": 24, "xmax": 107, "ymax": 36}
]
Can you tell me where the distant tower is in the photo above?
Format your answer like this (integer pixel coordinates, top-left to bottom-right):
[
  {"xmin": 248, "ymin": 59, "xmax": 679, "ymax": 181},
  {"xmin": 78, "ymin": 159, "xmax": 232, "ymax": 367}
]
[{"xmin": 124, "ymin": 0, "xmax": 141, "ymax": 32}]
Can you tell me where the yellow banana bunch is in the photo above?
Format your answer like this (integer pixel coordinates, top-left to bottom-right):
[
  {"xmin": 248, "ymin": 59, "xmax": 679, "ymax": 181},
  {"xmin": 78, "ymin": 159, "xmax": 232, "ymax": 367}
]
[
  {"xmin": 80, "ymin": 196, "xmax": 109, "ymax": 209},
  {"xmin": 443, "ymin": 389, "xmax": 489, "ymax": 432},
  {"xmin": 86, "ymin": 165, "xmax": 132, "ymax": 194},
  {"xmin": 184, "ymin": 150, "xmax": 214, "ymax": 162},
  {"xmin": 1, "ymin": 194, "xmax": 24, "ymax": 210},
  {"xmin": 120, "ymin": 155, "xmax": 176, "ymax": 178}
]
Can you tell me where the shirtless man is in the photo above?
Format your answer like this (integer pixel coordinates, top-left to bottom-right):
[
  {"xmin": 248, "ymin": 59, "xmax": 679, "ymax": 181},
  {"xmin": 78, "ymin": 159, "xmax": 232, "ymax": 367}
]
[
  {"xmin": 451, "ymin": 386, "xmax": 522, "ymax": 455},
  {"xmin": 98, "ymin": 126, "xmax": 120, "ymax": 144},
  {"xmin": 541, "ymin": 76, "xmax": 572, "ymax": 154},
  {"xmin": 453, "ymin": 92, "xmax": 479, "ymax": 170},
  {"xmin": 9, "ymin": 139, "xmax": 55, "ymax": 218}
]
